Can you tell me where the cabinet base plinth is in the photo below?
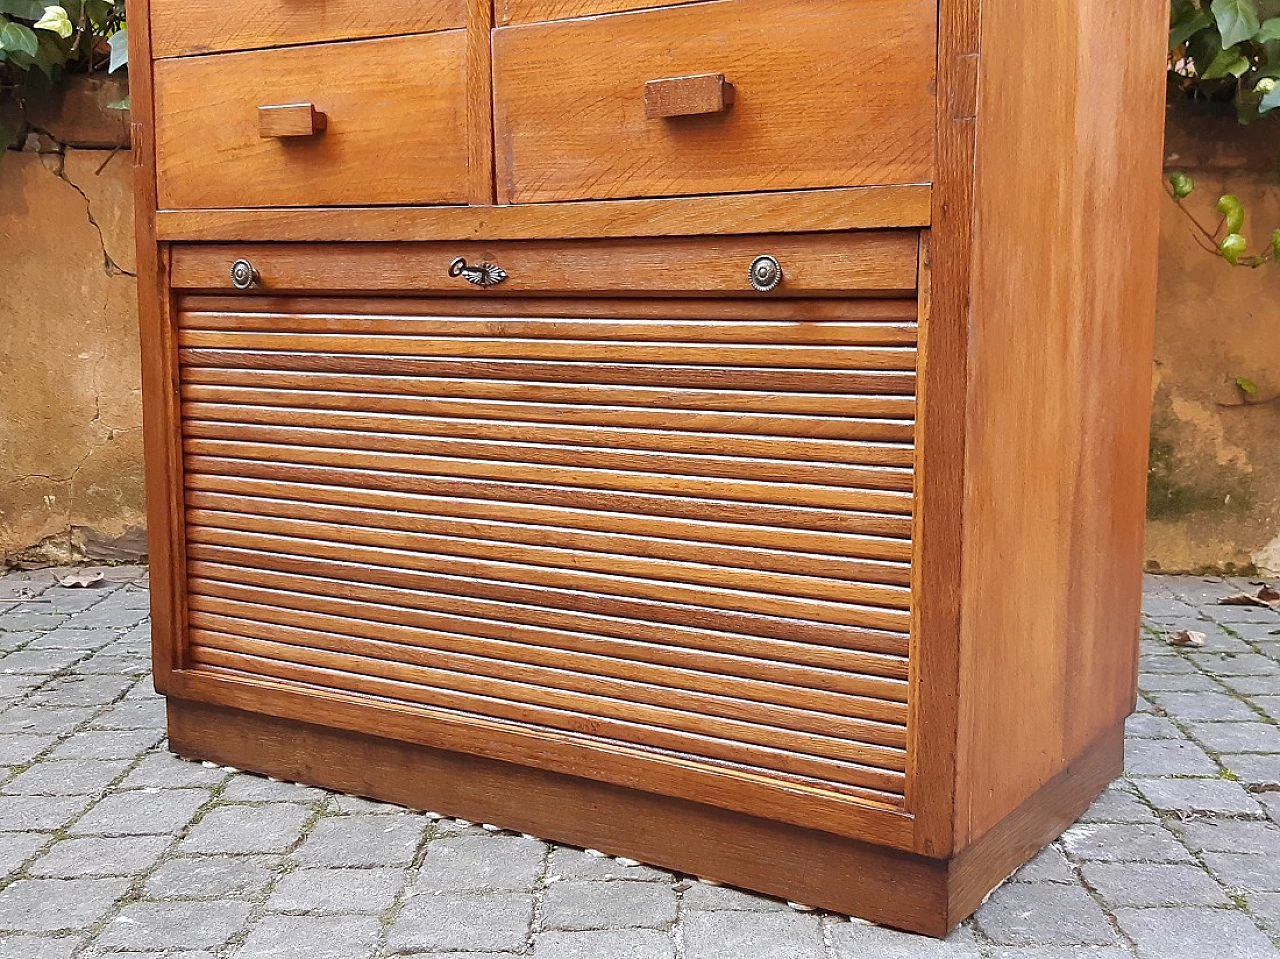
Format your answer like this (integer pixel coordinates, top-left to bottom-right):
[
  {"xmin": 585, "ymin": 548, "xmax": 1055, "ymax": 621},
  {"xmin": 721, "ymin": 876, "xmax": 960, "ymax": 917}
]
[{"xmin": 167, "ymin": 699, "xmax": 1122, "ymax": 937}]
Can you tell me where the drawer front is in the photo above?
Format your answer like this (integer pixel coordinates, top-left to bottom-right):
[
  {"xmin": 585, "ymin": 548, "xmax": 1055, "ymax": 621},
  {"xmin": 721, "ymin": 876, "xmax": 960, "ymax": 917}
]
[
  {"xmin": 169, "ymin": 233, "xmax": 920, "ymax": 297},
  {"xmin": 155, "ymin": 34, "xmax": 468, "ymax": 210},
  {"xmin": 176, "ymin": 295, "xmax": 918, "ymax": 809},
  {"xmin": 499, "ymin": 0, "xmax": 704, "ymax": 25},
  {"xmin": 493, "ymin": 0, "xmax": 937, "ymax": 204},
  {"xmin": 150, "ymin": 0, "xmax": 465, "ymax": 58}
]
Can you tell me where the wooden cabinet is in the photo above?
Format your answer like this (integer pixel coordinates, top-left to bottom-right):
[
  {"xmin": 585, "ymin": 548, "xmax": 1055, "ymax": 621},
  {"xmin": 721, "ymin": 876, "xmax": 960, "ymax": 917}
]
[{"xmin": 128, "ymin": 0, "xmax": 1168, "ymax": 936}]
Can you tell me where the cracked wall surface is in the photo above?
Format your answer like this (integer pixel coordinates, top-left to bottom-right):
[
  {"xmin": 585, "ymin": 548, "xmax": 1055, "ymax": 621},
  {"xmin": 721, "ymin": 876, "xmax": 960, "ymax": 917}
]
[
  {"xmin": 0, "ymin": 139, "xmax": 146, "ymax": 566},
  {"xmin": 1146, "ymin": 106, "xmax": 1280, "ymax": 575}
]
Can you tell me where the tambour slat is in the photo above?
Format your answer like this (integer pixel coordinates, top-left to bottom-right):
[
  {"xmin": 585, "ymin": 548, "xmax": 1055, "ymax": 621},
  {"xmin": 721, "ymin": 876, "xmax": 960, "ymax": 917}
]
[
  {"xmin": 183, "ymin": 438, "xmax": 915, "ymax": 515},
  {"xmin": 185, "ymin": 577, "xmax": 910, "ymax": 707},
  {"xmin": 181, "ymin": 383, "xmax": 917, "ymax": 442},
  {"xmin": 177, "ymin": 302, "xmax": 919, "ymax": 801},
  {"xmin": 178, "ymin": 330, "xmax": 918, "ymax": 370},
  {"xmin": 184, "ymin": 488, "xmax": 913, "ymax": 585},
  {"xmin": 185, "ymin": 612, "xmax": 908, "ymax": 754},
  {"xmin": 179, "ymin": 350, "xmax": 918, "ymax": 395},
  {"xmin": 181, "ymin": 402, "xmax": 915, "ymax": 467},
  {"xmin": 181, "ymin": 368, "xmax": 918, "ymax": 421},
  {"xmin": 191, "ymin": 644, "xmax": 907, "ymax": 797},
  {"xmin": 181, "ymin": 313, "xmax": 920, "ymax": 344},
  {"xmin": 185, "ymin": 457, "xmax": 916, "ymax": 539}
]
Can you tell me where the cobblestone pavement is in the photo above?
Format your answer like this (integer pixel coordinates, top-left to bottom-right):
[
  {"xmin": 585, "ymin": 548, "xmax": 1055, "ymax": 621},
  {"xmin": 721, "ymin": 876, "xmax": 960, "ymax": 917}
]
[{"xmin": 0, "ymin": 567, "xmax": 1279, "ymax": 957}]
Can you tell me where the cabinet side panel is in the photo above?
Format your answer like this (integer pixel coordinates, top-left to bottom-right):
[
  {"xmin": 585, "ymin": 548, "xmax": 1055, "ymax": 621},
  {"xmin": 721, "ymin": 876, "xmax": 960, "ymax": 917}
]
[{"xmin": 956, "ymin": 0, "xmax": 1166, "ymax": 844}]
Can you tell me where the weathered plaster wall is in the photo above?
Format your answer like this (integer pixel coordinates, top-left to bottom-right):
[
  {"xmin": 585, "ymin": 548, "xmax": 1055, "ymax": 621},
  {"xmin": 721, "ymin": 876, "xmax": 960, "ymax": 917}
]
[
  {"xmin": 0, "ymin": 98, "xmax": 145, "ymax": 566},
  {"xmin": 1148, "ymin": 104, "xmax": 1280, "ymax": 574}
]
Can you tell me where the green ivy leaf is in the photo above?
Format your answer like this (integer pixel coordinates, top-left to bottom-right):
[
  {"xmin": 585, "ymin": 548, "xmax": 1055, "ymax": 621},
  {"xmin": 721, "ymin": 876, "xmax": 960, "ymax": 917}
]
[
  {"xmin": 1218, "ymin": 194, "xmax": 1247, "ymax": 233},
  {"xmin": 1258, "ymin": 15, "xmax": 1280, "ymax": 39},
  {"xmin": 1262, "ymin": 80, "xmax": 1280, "ymax": 113},
  {"xmin": 1222, "ymin": 232, "xmax": 1249, "ymax": 264},
  {"xmin": 1236, "ymin": 376, "xmax": 1261, "ymax": 397},
  {"xmin": 0, "ymin": 0, "xmax": 45, "ymax": 17},
  {"xmin": 1170, "ymin": 173, "xmax": 1196, "ymax": 198},
  {"xmin": 106, "ymin": 25, "xmax": 125, "ymax": 72},
  {"xmin": 104, "ymin": 95, "xmax": 128, "ymax": 110},
  {"xmin": 1202, "ymin": 46, "xmax": 1253, "ymax": 79},
  {"xmin": 1172, "ymin": 9, "xmax": 1215, "ymax": 47},
  {"xmin": 1273, "ymin": 229, "xmax": 1280, "ymax": 258},
  {"xmin": 0, "ymin": 19, "xmax": 37, "ymax": 56},
  {"xmin": 1213, "ymin": 0, "xmax": 1263, "ymax": 47}
]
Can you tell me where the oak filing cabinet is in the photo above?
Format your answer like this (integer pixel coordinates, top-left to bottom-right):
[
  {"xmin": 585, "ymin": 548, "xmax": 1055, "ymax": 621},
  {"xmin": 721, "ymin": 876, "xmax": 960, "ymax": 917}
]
[{"xmin": 128, "ymin": 0, "xmax": 1168, "ymax": 935}]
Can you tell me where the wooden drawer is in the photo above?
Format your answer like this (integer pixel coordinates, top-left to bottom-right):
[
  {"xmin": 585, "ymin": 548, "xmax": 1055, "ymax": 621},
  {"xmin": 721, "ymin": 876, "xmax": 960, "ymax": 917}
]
[
  {"xmin": 169, "ymin": 233, "xmax": 921, "ymax": 297},
  {"xmin": 492, "ymin": 0, "xmax": 936, "ymax": 205},
  {"xmin": 154, "ymin": 34, "xmax": 468, "ymax": 210},
  {"xmin": 151, "ymin": 0, "xmax": 465, "ymax": 58},
  {"xmin": 499, "ymin": 0, "xmax": 704, "ymax": 25}
]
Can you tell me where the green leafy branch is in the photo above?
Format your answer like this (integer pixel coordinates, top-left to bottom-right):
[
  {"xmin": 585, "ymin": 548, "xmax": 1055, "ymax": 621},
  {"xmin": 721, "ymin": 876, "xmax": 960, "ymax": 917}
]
[
  {"xmin": 1171, "ymin": 0, "xmax": 1280, "ymax": 122},
  {"xmin": 1168, "ymin": 173, "xmax": 1280, "ymax": 266}
]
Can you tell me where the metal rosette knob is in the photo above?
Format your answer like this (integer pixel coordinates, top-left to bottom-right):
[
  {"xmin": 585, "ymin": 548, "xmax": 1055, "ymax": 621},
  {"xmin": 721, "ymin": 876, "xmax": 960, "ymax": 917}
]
[
  {"xmin": 230, "ymin": 259, "xmax": 260, "ymax": 290},
  {"xmin": 449, "ymin": 257, "xmax": 509, "ymax": 288},
  {"xmin": 749, "ymin": 254, "xmax": 783, "ymax": 292}
]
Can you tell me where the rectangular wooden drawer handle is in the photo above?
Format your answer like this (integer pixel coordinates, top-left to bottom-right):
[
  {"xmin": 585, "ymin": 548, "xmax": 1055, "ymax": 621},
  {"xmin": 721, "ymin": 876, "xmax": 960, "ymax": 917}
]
[
  {"xmin": 258, "ymin": 103, "xmax": 328, "ymax": 138},
  {"xmin": 644, "ymin": 73, "xmax": 735, "ymax": 119}
]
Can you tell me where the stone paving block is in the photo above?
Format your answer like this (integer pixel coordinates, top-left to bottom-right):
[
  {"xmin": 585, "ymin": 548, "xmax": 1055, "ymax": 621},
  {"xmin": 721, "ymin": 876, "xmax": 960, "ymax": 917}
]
[
  {"xmin": 291, "ymin": 813, "xmax": 425, "ymax": 867},
  {"xmin": 0, "ymin": 795, "xmax": 91, "ymax": 832},
  {"xmin": 388, "ymin": 892, "xmax": 534, "ymax": 953},
  {"xmin": 984, "ymin": 950, "xmax": 1133, "ymax": 959},
  {"xmin": 31, "ymin": 835, "xmax": 168, "ymax": 877},
  {"xmin": 1138, "ymin": 672, "xmax": 1222, "ymax": 692},
  {"xmin": 679, "ymin": 882, "xmax": 790, "ymax": 911},
  {"xmin": 1218, "ymin": 675, "xmax": 1280, "ymax": 696},
  {"xmin": 974, "ymin": 881, "xmax": 1117, "ymax": 946},
  {"xmin": 72, "ymin": 653, "xmax": 150, "ymax": 676},
  {"xmin": 48, "ymin": 728, "xmax": 163, "ymax": 760},
  {"xmin": 119, "ymin": 753, "xmax": 227, "ymax": 790},
  {"xmin": 1170, "ymin": 818, "xmax": 1280, "ymax": 855},
  {"xmin": 1186, "ymin": 721, "xmax": 1280, "ymax": 754},
  {"xmin": 543, "ymin": 880, "xmax": 677, "ymax": 931},
  {"xmin": 1221, "ymin": 752, "xmax": 1280, "ymax": 785},
  {"xmin": 828, "ymin": 920, "xmax": 983, "ymax": 959},
  {"xmin": 0, "ymin": 648, "xmax": 89, "ymax": 674},
  {"xmin": 1145, "ymin": 692, "xmax": 1259, "ymax": 722},
  {"xmin": 1201, "ymin": 852, "xmax": 1280, "ymax": 892},
  {"xmin": 0, "ymin": 936, "xmax": 80, "ymax": 959},
  {"xmin": 65, "ymin": 604, "xmax": 148, "ymax": 630},
  {"xmin": 25, "ymin": 629, "xmax": 117, "ymax": 651},
  {"xmin": 547, "ymin": 846, "xmax": 669, "ymax": 883},
  {"xmin": 233, "ymin": 914, "xmax": 382, "ymax": 959},
  {"xmin": 267, "ymin": 867, "xmax": 406, "ymax": 913},
  {"xmin": 221, "ymin": 774, "xmax": 327, "ymax": 804},
  {"xmin": 1061, "ymin": 823, "xmax": 1194, "ymax": 863},
  {"xmin": 29, "ymin": 675, "xmax": 132, "ymax": 708},
  {"xmin": 88, "ymin": 697, "xmax": 167, "ymax": 729},
  {"xmin": 682, "ymin": 910, "xmax": 825, "ymax": 959},
  {"xmin": 0, "ymin": 612, "xmax": 68, "ymax": 633},
  {"xmin": 0, "ymin": 630, "xmax": 39, "ymax": 651},
  {"xmin": 93, "ymin": 900, "xmax": 253, "ymax": 951},
  {"xmin": 144, "ymin": 855, "xmax": 279, "ymax": 899},
  {"xmin": 71, "ymin": 788, "xmax": 210, "ymax": 836},
  {"xmin": 1191, "ymin": 652, "xmax": 1280, "ymax": 675},
  {"xmin": 181, "ymin": 804, "xmax": 312, "ymax": 855},
  {"xmin": 0, "ymin": 832, "xmax": 48, "ymax": 875},
  {"xmin": 413, "ymin": 834, "xmax": 543, "ymax": 891},
  {"xmin": 1250, "ymin": 696, "xmax": 1280, "ymax": 723},
  {"xmin": 1115, "ymin": 906, "xmax": 1280, "ymax": 959},
  {"xmin": 328, "ymin": 794, "xmax": 406, "ymax": 816},
  {"xmin": 533, "ymin": 929, "xmax": 676, "ymax": 959},
  {"xmin": 1247, "ymin": 891, "xmax": 1280, "ymax": 932},
  {"xmin": 1124, "ymin": 713, "xmax": 1182, "ymax": 739},
  {"xmin": 0, "ymin": 878, "xmax": 130, "ymax": 932},
  {"xmin": 0, "ymin": 733, "xmax": 59, "ymax": 765},
  {"xmin": 0, "ymin": 705, "xmax": 94, "ymax": 735},
  {"xmin": 1205, "ymin": 604, "xmax": 1280, "ymax": 626},
  {"xmin": 1141, "ymin": 596, "xmax": 1197, "ymax": 618},
  {"xmin": 34, "ymin": 588, "xmax": 112, "ymax": 615},
  {"xmin": 1124, "ymin": 739, "xmax": 1218, "ymax": 776},
  {"xmin": 1012, "ymin": 845, "xmax": 1074, "ymax": 883},
  {"xmin": 1080, "ymin": 862, "xmax": 1228, "ymax": 907},
  {"xmin": 1133, "ymin": 777, "xmax": 1264, "ymax": 816},
  {"xmin": 1137, "ymin": 654, "xmax": 1199, "ymax": 676},
  {"xmin": 2, "ymin": 759, "xmax": 130, "ymax": 796},
  {"xmin": 1078, "ymin": 787, "xmax": 1158, "ymax": 824}
]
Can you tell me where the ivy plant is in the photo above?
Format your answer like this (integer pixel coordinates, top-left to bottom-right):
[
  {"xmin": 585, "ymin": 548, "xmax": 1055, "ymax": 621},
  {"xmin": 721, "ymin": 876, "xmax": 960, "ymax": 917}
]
[
  {"xmin": 1, "ymin": 0, "xmax": 126, "ymax": 147},
  {"xmin": 1169, "ymin": 0, "xmax": 1280, "ymax": 268}
]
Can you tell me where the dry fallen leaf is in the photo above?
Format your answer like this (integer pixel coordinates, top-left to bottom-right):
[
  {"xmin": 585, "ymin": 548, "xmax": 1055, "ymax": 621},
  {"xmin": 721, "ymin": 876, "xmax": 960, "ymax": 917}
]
[
  {"xmin": 1167, "ymin": 630, "xmax": 1207, "ymax": 648},
  {"xmin": 1258, "ymin": 585, "xmax": 1280, "ymax": 603},
  {"xmin": 1219, "ymin": 592, "xmax": 1272, "ymax": 608},
  {"xmin": 58, "ymin": 572, "xmax": 105, "ymax": 589}
]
